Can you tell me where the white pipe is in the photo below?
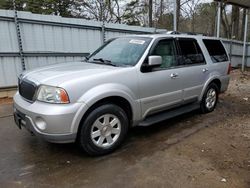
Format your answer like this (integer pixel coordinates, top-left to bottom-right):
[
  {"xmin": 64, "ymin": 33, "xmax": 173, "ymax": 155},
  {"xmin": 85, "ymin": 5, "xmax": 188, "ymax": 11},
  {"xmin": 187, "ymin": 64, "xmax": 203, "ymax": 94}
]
[
  {"xmin": 242, "ymin": 10, "xmax": 248, "ymax": 72},
  {"xmin": 173, "ymin": 0, "xmax": 177, "ymax": 31},
  {"xmin": 216, "ymin": 2, "xmax": 221, "ymax": 38}
]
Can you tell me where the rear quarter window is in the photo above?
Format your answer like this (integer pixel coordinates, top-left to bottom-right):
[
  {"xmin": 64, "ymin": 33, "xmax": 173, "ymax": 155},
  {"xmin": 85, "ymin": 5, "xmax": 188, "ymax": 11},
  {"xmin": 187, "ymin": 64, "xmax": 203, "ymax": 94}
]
[{"xmin": 203, "ymin": 39, "xmax": 228, "ymax": 63}]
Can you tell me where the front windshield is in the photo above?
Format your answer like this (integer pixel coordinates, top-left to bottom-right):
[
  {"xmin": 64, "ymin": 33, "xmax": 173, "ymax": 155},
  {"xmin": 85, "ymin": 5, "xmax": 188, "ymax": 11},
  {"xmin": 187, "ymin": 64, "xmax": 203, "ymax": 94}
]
[{"xmin": 88, "ymin": 37, "xmax": 152, "ymax": 67}]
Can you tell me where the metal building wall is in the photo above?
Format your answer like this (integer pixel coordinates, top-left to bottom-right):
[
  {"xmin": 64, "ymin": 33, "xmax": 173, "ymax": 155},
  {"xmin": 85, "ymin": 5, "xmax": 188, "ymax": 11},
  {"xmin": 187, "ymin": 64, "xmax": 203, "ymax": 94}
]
[{"xmin": 0, "ymin": 9, "xmax": 165, "ymax": 88}]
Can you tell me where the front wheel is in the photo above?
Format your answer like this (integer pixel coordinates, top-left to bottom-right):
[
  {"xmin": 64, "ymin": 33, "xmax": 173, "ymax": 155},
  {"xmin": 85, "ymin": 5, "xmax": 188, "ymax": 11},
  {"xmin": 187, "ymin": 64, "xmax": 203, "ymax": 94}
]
[
  {"xmin": 200, "ymin": 83, "xmax": 219, "ymax": 113},
  {"xmin": 77, "ymin": 104, "xmax": 129, "ymax": 156}
]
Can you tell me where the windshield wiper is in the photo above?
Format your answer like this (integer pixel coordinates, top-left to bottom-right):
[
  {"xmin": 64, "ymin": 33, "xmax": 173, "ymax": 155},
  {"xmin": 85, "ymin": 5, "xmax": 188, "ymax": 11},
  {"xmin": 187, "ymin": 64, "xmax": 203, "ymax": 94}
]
[
  {"xmin": 92, "ymin": 58, "xmax": 117, "ymax": 67},
  {"xmin": 81, "ymin": 56, "xmax": 89, "ymax": 62}
]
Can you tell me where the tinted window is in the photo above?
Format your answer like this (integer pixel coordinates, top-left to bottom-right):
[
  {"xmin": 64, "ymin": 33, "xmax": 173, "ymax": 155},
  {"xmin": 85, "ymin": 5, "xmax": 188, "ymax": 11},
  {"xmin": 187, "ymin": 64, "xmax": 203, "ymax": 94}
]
[
  {"xmin": 178, "ymin": 39, "xmax": 205, "ymax": 65},
  {"xmin": 203, "ymin": 39, "xmax": 228, "ymax": 63},
  {"xmin": 151, "ymin": 39, "xmax": 177, "ymax": 69}
]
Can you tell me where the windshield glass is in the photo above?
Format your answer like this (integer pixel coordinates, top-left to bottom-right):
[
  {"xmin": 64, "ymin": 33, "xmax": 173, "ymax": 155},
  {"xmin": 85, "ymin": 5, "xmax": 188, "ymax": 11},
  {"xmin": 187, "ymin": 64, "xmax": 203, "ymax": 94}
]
[{"xmin": 88, "ymin": 37, "xmax": 152, "ymax": 67}]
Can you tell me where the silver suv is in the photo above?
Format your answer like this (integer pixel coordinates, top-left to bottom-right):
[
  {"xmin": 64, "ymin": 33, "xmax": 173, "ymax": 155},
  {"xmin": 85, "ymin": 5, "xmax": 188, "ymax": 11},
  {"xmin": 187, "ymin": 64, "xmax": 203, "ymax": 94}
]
[{"xmin": 14, "ymin": 34, "xmax": 231, "ymax": 155}]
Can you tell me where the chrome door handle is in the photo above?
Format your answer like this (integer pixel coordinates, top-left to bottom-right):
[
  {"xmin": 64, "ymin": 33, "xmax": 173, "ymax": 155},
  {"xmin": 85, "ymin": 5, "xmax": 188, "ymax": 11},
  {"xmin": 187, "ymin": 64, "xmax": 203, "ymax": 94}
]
[
  {"xmin": 202, "ymin": 68, "xmax": 208, "ymax": 73},
  {"xmin": 170, "ymin": 73, "xmax": 179, "ymax": 78}
]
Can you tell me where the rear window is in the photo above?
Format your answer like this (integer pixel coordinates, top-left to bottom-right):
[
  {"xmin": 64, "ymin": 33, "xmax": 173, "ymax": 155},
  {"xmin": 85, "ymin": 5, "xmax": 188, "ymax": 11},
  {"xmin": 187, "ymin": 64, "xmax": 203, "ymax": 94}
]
[
  {"xmin": 178, "ymin": 39, "xmax": 205, "ymax": 65},
  {"xmin": 203, "ymin": 39, "xmax": 228, "ymax": 63}
]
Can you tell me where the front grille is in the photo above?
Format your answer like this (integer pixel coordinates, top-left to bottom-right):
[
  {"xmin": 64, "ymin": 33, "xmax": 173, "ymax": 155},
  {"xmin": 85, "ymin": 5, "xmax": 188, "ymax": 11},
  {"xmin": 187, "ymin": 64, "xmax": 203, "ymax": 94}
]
[{"xmin": 18, "ymin": 78, "xmax": 37, "ymax": 102}]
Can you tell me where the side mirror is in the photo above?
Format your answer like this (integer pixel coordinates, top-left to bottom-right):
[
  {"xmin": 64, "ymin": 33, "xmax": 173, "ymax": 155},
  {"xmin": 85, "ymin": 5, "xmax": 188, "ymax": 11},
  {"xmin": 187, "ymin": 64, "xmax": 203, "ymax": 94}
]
[{"xmin": 148, "ymin": 56, "xmax": 162, "ymax": 66}]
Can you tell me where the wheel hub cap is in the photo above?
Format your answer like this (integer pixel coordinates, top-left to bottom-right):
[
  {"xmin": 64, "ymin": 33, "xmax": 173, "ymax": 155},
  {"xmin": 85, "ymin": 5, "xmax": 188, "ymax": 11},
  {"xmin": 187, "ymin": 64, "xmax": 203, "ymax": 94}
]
[
  {"xmin": 101, "ymin": 125, "xmax": 112, "ymax": 137},
  {"xmin": 91, "ymin": 114, "xmax": 121, "ymax": 148},
  {"xmin": 205, "ymin": 88, "xmax": 216, "ymax": 109}
]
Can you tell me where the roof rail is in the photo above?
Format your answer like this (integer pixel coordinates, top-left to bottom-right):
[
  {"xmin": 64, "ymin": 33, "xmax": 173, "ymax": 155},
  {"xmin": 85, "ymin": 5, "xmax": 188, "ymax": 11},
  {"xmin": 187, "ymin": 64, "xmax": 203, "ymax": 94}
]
[{"xmin": 166, "ymin": 31, "xmax": 207, "ymax": 36}]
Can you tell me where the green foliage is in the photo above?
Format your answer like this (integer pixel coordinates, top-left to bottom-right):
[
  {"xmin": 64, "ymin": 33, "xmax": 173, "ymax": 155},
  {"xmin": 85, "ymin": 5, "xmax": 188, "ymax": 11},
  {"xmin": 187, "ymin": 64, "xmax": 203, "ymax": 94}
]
[
  {"xmin": 0, "ymin": 0, "xmax": 74, "ymax": 17},
  {"xmin": 123, "ymin": 0, "xmax": 147, "ymax": 26}
]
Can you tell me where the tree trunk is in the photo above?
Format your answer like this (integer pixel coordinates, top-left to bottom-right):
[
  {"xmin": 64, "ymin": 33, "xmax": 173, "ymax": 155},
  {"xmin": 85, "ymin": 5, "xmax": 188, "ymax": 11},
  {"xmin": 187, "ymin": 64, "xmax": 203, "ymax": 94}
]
[
  {"xmin": 159, "ymin": 0, "xmax": 163, "ymax": 24},
  {"xmin": 176, "ymin": 0, "xmax": 180, "ymax": 31},
  {"xmin": 149, "ymin": 0, "xmax": 153, "ymax": 27},
  {"xmin": 241, "ymin": 8, "xmax": 247, "ymax": 40},
  {"xmin": 231, "ymin": 6, "xmax": 240, "ymax": 39},
  {"xmin": 221, "ymin": 5, "xmax": 230, "ymax": 38}
]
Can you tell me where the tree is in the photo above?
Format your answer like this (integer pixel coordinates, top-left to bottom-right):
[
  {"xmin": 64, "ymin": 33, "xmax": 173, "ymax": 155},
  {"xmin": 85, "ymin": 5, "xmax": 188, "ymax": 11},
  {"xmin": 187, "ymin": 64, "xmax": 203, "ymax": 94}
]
[
  {"xmin": 181, "ymin": 0, "xmax": 202, "ymax": 32},
  {"xmin": 0, "ymin": 0, "xmax": 75, "ymax": 17},
  {"xmin": 231, "ymin": 5, "xmax": 240, "ymax": 39},
  {"xmin": 176, "ymin": 0, "xmax": 180, "ymax": 30},
  {"xmin": 122, "ymin": 0, "xmax": 148, "ymax": 26},
  {"xmin": 148, "ymin": 0, "xmax": 153, "ymax": 27},
  {"xmin": 195, "ymin": 2, "xmax": 217, "ymax": 35},
  {"xmin": 241, "ymin": 8, "xmax": 247, "ymax": 40}
]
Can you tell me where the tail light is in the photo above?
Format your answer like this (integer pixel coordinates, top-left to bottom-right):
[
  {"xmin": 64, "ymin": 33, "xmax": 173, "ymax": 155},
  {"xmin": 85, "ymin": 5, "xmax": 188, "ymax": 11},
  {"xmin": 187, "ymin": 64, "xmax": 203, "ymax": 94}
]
[{"xmin": 227, "ymin": 63, "xmax": 232, "ymax": 75}]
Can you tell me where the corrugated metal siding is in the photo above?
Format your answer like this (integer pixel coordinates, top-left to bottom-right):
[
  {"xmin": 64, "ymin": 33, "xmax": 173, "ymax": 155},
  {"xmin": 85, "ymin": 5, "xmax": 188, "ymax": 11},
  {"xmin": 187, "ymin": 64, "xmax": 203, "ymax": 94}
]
[
  {"xmin": 0, "ymin": 57, "xmax": 22, "ymax": 87},
  {"xmin": 0, "ymin": 9, "xmax": 163, "ymax": 88},
  {"xmin": 222, "ymin": 39, "xmax": 250, "ymax": 67},
  {"xmin": 0, "ymin": 9, "xmax": 249, "ymax": 88}
]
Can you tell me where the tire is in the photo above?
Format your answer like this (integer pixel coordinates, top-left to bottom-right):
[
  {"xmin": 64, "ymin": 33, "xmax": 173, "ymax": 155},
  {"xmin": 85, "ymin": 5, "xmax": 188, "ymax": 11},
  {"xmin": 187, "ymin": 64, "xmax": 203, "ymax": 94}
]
[
  {"xmin": 77, "ymin": 104, "xmax": 129, "ymax": 156},
  {"xmin": 200, "ymin": 83, "xmax": 219, "ymax": 114}
]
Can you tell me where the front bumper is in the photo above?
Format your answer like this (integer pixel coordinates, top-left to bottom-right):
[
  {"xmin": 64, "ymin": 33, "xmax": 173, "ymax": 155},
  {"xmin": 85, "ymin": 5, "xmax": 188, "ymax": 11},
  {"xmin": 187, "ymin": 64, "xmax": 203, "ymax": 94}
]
[{"xmin": 13, "ymin": 93, "xmax": 83, "ymax": 143}]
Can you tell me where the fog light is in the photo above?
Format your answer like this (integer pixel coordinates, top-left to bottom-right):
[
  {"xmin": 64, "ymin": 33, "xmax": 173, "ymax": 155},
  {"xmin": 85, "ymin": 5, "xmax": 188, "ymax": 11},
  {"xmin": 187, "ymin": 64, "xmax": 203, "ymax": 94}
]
[{"xmin": 35, "ymin": 117, "xmax": 47, "ymax": 130}]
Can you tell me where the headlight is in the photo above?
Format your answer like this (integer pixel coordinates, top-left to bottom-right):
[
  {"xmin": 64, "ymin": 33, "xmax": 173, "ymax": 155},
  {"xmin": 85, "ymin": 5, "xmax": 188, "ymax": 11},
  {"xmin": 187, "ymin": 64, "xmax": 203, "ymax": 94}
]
[{"xmin": 37, "ymin": 85, "xmax": 70, "ymax": 104}]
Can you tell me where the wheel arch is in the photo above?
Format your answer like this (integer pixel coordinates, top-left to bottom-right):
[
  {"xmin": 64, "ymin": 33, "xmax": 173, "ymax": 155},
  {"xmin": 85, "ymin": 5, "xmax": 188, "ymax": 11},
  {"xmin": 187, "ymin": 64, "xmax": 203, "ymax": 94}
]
[
  {"xmin": 76, "ymin": 96, "xmax": 133, "ymax": 139},
  {"xmin": 199, "ymin": 77, "xmax": 221, "ymax": 101}
]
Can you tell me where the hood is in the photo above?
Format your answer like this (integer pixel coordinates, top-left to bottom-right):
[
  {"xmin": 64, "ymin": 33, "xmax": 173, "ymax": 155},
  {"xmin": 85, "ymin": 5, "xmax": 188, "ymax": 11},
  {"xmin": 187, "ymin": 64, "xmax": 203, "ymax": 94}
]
[{"xmin": 22, "ymin": 61, "xmax": 119, "ymax": 86}]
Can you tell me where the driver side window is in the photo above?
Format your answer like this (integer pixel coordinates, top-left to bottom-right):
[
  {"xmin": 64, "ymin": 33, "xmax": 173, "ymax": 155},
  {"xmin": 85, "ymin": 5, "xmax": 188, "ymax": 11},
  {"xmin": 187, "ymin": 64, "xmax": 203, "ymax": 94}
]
[{"xmin": 151, "ymin": 39, "xmax": 177, "ymax": 69}]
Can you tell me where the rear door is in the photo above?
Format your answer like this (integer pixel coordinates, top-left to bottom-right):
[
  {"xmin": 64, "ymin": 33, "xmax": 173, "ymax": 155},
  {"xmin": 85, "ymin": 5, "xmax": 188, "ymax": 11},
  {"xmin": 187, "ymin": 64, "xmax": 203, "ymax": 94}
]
[
  {"xmin": 202, "ymin": 39, "xmax": 230, "ymax": 92},
  {"xmin": 175, "ymin": 38, "xmax": 209, "ymax": 103}
]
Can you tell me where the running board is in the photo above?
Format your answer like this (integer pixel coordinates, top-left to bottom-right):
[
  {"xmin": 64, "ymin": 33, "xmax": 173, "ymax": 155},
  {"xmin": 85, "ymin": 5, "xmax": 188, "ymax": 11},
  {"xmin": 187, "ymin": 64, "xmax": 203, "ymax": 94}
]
[{"xmin": 138, "ymin": 103, "xmax": 200, "ymax": 127}]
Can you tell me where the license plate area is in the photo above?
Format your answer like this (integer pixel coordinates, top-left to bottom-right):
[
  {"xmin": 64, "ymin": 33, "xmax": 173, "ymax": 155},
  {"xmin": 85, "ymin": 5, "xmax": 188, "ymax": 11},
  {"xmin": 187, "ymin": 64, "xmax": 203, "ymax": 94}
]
[{"xmin": 14, "ymin": 109, "xmax": 26, "ymax": 129}]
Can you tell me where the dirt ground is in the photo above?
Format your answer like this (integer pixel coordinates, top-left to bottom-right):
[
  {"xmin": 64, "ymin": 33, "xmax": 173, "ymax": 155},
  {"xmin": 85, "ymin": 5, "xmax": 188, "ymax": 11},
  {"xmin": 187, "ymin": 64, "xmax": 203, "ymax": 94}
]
[{"xmin": 0, "ymin": 69, "xmax": 249, "ymax": 188}]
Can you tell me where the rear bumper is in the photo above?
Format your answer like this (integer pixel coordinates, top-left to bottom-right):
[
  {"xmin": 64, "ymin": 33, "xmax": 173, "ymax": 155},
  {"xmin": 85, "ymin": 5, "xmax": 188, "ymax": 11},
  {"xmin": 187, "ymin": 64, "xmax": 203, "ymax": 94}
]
[
  {"xmin": 220, "ymin": 75, "xmax": 230, "ymax": 93},
  {"xmin": 13, "ymin": 92, "xmax": 83, "ymax": 143}
]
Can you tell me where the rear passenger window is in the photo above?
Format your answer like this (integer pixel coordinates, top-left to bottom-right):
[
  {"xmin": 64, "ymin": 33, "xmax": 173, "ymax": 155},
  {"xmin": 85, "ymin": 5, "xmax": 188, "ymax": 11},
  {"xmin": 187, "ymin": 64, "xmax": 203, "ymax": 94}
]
[
  {"xmin": 178, "ymin": 39, "xmax": 205, "ymax": 65},
  {"xmin": 203, "ymin": 39, "xmax": 228, "ymax": 63}
]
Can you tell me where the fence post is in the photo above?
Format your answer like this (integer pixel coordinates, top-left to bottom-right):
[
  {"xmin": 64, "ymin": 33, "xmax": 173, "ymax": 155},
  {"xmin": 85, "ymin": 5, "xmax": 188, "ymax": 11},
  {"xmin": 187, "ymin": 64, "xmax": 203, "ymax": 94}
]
[
  {"xmin": 101, "ymin": 22, "xmax": 106, "ymax": 44},
  {"xmin": 12, "ymin": 0, "xmax": 25, "ymax": 71}
]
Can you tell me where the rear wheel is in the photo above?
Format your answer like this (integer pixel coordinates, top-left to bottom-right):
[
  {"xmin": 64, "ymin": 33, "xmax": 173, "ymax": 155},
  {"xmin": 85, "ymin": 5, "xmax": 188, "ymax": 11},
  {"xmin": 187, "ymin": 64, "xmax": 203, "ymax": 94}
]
[
  {"xmin": 200, "ymin": 83, "xmax": 219, "ymax": 113},
  {"xmin": 78, "ymin": 104, "xmax": 129, "ymax": 156}
]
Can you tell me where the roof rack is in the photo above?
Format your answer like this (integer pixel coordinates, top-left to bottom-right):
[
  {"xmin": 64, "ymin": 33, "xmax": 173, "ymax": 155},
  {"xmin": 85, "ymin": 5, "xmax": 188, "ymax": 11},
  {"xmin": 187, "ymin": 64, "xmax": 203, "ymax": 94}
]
[{"xmin": 166, "ymin": 31, "xmax": 207, "ymax": 36}]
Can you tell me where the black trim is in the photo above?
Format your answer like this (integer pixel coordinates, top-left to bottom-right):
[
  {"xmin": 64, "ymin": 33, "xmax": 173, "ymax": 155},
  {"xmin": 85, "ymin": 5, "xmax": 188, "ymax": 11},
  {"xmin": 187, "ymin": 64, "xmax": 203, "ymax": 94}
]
[
  {"xmin": 139, "ymin": 102, "xmax": 200, "ymax": 126},
  {"xmin": 18, "ymin": 78, "xmax": 38, "ymax": 102}
]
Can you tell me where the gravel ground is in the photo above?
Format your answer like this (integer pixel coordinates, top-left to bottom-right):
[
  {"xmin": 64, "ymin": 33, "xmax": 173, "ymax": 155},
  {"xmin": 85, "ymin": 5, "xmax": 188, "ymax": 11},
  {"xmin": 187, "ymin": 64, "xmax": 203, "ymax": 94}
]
[{"xmin": 0, "ymin": 69, "xmax": 249, "ymax": 188}]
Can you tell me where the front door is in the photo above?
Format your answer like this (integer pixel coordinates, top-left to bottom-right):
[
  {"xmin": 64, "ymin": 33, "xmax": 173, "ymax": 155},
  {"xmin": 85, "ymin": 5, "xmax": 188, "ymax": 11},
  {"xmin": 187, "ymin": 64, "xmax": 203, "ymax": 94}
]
[{"xmin": 138, "ymin": 38, "xmax": 184, "ymax": 119}]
